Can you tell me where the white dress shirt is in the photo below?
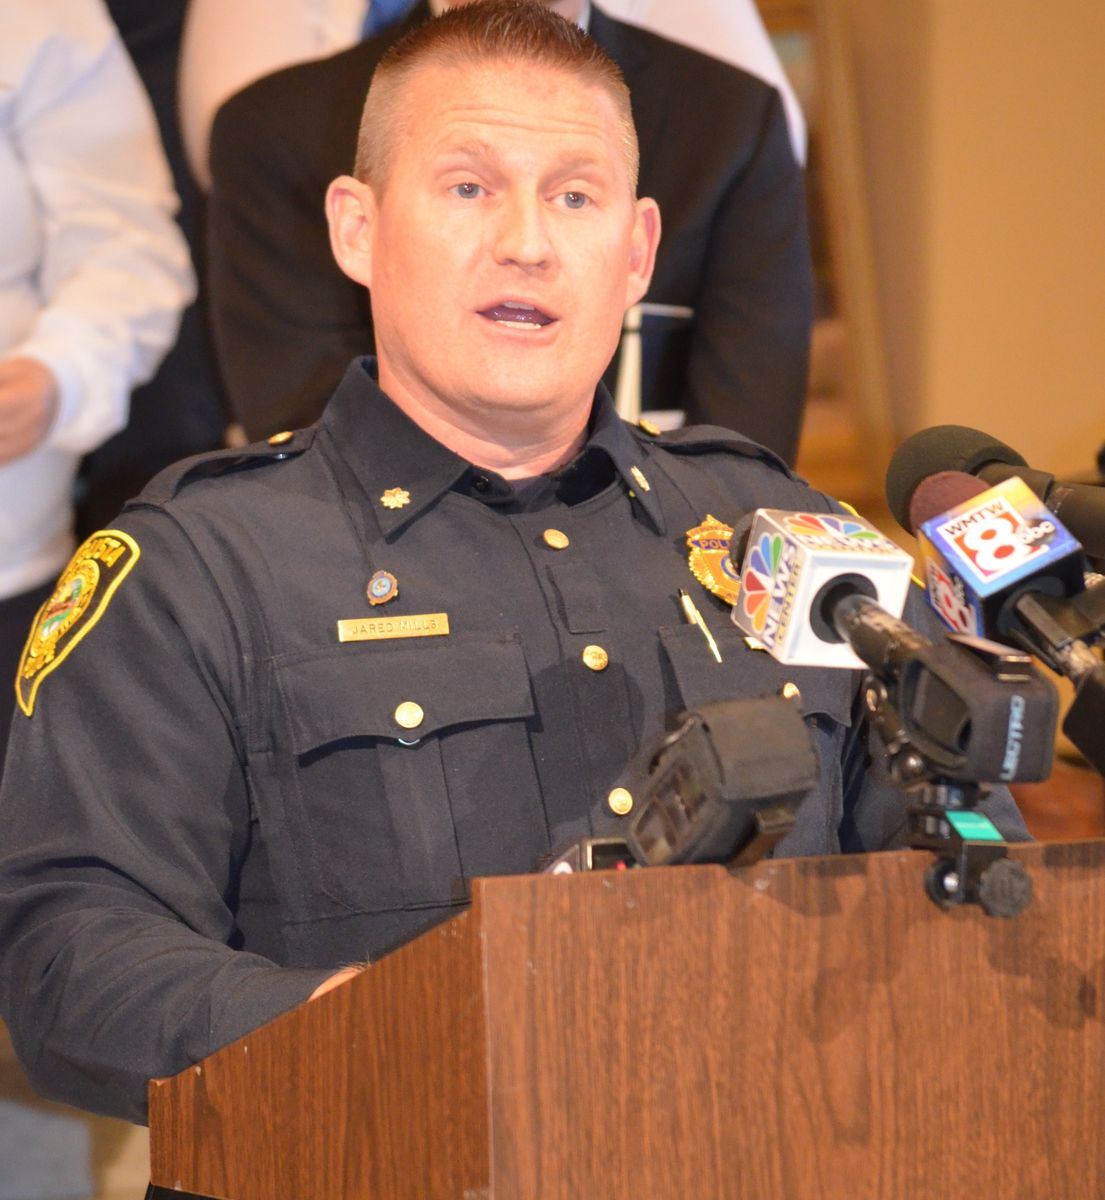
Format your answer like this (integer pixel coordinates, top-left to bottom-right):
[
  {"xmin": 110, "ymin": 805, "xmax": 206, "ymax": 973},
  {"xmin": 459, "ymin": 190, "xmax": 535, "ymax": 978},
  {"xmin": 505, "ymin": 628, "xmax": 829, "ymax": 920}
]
[{"xmin": 0, "ymin": 0, "xmax": 195, "ymax": 598}]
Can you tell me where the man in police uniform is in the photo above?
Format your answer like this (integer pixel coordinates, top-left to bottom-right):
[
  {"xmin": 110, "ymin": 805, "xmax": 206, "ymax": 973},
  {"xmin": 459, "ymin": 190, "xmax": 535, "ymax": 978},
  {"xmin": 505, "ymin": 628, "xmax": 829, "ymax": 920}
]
[{"xmin": 0, "ymin": 0, "xmax": 1027, "ymax": 1125}]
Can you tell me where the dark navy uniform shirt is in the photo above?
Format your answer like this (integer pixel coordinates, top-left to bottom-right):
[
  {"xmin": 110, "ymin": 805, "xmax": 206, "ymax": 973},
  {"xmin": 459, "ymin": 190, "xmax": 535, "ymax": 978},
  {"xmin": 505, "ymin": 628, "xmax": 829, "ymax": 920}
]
[{"xmin": 0, "ymin": 361, "xmax": 1027, "ymax": 1122}]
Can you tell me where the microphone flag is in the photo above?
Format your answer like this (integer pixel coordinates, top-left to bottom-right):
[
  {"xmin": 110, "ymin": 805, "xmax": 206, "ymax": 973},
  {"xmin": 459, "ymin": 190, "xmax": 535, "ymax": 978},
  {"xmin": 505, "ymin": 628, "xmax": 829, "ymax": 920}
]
[
  {"xmin": 731, "ymin": 509, "xmax": 913, "ymax": 668},
  {"xmin": 916, "ymin": 477, "xmax": 1084, "ymax": 638}
]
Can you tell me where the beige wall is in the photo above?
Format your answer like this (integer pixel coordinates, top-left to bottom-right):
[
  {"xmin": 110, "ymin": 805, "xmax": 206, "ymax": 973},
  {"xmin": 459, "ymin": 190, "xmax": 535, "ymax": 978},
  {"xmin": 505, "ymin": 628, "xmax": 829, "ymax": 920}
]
[{"xmin": 843, "ymin": 0, "xmax": 1105, "ymax": 477}]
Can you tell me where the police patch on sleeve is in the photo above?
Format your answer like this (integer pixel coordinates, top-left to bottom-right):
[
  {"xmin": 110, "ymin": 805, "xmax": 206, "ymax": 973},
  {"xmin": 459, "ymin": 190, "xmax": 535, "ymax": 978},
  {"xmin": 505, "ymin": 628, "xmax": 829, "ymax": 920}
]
[{"xmin": 15, "ymin": 530, "xmax": 141, "ymax": 717}]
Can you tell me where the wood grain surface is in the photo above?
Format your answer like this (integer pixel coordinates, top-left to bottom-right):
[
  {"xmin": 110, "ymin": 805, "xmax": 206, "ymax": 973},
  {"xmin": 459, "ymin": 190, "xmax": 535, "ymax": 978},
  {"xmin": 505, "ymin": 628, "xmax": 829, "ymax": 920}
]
[{"xmin": 150, "ymin": 843, "xmax": 1105, "ymax": 1199}]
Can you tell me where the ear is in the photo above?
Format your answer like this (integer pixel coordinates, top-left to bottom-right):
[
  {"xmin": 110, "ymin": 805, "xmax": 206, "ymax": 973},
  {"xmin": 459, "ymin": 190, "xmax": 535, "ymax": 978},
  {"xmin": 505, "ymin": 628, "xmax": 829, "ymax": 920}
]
[
  {"xmin": 326, "ymin": 174, "xmax": 379, "ymax": 288},
  {"xmin": 624, "ymin": 196, "xmax": 662, "ymax": 309}
]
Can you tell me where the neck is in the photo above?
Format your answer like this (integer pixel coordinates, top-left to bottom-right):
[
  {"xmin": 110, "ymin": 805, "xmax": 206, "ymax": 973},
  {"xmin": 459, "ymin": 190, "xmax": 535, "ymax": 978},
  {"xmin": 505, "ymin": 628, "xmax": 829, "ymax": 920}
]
[{"xmin": 378, "ymin": 367, "xmax": 591, "ymax": 479}]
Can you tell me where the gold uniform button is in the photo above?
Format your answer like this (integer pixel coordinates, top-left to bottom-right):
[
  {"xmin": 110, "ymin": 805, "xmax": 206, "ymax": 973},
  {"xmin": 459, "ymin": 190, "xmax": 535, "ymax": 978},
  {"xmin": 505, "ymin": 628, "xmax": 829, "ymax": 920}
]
[
  {"xmin": 543, "ymin": 528, "xmax": 570, "ymax": 550},
  {"xmin": 780, "ymin": 681, "xmax": 802, "ymax": 702},
  {"xmin": 607, "ymin": 787, "xmax": 634, "ymax": 816},
  {"xmin": 582, "ymin": 645, "xmax": 609, "ymax": 672},
  {"xmin": 394, "ymin": 701, "xmax": 425, "ymax": 730},
  {"xmin": 638, "ymin": 418, "xmax": 661, "ymax": 437},
  {"xmin": 267, "ymin": 430, "xmax": 294, "ymax": 445}
]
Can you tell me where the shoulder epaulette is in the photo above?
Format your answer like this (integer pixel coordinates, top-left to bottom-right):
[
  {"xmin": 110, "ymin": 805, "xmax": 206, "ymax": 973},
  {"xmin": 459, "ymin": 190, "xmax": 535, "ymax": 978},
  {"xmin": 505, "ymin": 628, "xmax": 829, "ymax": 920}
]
[
  {"xmin": 127, "ymin": 427, "xmax": 317, "ymax": 508},
  {"xmin": 630, "ymin": 421, "xmax": 797, "ymax": 479}
]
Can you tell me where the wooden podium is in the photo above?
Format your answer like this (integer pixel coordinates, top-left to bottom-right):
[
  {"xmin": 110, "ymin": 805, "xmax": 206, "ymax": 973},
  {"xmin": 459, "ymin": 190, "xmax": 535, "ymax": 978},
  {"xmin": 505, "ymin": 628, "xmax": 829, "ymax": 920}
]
[{"xmin": 148, "ymin": 842, "xmax": 1105, "ymax": 1199}]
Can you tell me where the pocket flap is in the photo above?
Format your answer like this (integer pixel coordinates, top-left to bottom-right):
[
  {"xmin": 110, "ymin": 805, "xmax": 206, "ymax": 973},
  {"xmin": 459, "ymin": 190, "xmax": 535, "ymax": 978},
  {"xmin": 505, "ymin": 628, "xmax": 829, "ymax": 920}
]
[
  {"xmin": 275, "ymin": 634, "xmax": 535, "ymax": 753},
  {"xmin": 659, "ymin": 624, "xmax": 857, "ymax": 727}
]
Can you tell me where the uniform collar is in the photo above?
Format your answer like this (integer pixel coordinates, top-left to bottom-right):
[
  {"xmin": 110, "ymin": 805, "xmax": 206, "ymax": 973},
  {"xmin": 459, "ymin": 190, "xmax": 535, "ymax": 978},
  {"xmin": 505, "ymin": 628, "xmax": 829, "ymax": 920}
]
[
  {"xmin": 320, "ymin": 358, "xmax": 666, "ymax": 537},
  {"xmin": 578, "ymin": 384, "xmax": 666, "ymax": 532}
]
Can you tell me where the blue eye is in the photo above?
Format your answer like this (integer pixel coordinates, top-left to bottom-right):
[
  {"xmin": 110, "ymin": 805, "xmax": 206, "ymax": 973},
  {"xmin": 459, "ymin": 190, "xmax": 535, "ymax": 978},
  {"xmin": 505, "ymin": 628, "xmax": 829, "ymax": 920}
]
[
  {"xmin": 563, "ymin": 191, "xmax": 588, "ymax": 209},
  {"xmin": 450, "ymin": 182, "xmax": 483, "ymax": 199}
]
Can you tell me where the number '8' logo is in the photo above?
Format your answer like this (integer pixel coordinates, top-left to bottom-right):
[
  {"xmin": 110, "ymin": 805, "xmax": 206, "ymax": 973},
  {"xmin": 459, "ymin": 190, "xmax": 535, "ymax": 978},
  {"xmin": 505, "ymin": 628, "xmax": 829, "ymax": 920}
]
[{"xmin": 955, "ymin": 514, "xmax": 1033, "ymax": 576}]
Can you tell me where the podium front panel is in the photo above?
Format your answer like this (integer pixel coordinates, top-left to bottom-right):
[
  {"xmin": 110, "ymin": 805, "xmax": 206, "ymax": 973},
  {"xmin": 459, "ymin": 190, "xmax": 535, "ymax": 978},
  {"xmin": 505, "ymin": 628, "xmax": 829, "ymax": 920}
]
[{"xmin": 150, "ymin": 843, "xmax": 1105, "ymax": 1198}]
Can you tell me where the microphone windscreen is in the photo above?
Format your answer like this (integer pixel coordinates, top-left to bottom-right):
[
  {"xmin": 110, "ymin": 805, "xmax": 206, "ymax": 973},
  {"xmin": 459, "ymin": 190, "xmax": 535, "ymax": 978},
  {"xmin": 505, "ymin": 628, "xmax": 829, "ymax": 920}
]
[
  {"xmin": 726, "ymin": 511, "xmax": 757, "ymax": 574},
  {"xmin": 907, "ymin": 471, "xmax": 988, "ymax": 534},
  {"xmin": 885, "ymin": 425, "xmax": 1027, "ymax": 533}
]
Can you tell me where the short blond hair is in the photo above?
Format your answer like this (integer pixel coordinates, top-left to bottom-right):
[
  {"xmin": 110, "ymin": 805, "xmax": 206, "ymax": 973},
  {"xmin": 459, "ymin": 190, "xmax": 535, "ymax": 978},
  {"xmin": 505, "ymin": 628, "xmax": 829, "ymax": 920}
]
[{"xmin": 354, "ymin": 0, "xmax": 639, "ymax": 193}]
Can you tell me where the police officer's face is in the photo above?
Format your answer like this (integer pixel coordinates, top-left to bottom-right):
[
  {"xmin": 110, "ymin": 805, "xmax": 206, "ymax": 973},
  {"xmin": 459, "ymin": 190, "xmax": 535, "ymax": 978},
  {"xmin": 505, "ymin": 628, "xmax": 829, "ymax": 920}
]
[{"xmin": 340, "ymin": 59, "xmax": 659, "ymax": 436}]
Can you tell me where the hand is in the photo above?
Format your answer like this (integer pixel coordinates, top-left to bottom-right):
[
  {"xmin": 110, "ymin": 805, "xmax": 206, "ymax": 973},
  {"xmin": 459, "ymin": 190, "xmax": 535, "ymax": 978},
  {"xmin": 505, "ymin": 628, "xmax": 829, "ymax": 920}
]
[
  {"xmin": 308, "ymin": 964, "xmax": 365, "ymax": 1000},
  {"xmin": 0, "ymin": 356, "xmax": 60, "ymax": 464}
]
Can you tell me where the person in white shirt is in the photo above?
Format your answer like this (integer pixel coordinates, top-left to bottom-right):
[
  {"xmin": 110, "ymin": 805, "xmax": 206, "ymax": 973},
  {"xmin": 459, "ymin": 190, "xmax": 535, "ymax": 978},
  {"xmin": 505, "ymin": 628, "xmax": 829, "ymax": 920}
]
[{"xmin": 0, "ymin": 0, "xmax": 195, "ymax": 763}]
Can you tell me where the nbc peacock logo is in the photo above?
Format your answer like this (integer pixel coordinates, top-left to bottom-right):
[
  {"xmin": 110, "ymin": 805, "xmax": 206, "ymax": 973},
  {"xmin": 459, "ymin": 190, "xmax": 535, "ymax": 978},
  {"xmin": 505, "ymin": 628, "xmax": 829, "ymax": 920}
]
[
  {"xmin": 783, "ymin": 513, "xmax": 891, "ymax": 550},
  {"xmin": 740, "ymin": 533, "xmax": 784, "ymax": 633}
]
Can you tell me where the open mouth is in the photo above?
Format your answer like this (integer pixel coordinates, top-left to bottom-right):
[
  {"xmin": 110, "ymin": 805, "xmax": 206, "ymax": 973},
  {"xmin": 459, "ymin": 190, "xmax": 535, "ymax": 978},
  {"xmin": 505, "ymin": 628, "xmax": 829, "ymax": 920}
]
[{"xmin": 477, "ymin": 300, "xmax": 556, "ymax": 330}]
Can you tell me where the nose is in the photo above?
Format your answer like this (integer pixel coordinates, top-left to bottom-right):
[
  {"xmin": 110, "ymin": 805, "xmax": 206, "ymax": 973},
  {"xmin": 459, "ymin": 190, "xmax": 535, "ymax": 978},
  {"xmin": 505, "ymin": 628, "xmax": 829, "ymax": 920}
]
[{"xmin": 493, "ymin": 191, "xmax": 554, "ymax": 271}]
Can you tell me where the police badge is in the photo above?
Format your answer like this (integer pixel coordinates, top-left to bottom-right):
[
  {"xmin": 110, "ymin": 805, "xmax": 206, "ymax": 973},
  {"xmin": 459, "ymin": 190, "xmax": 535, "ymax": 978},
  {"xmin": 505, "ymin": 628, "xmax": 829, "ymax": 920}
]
[
  {"xmin": 685, "ymin": 515, "xmax": 741, "ymax": 605},
  {"xmin": 16, "ymin": 530, "xmax": 140, "ymax": 716}
]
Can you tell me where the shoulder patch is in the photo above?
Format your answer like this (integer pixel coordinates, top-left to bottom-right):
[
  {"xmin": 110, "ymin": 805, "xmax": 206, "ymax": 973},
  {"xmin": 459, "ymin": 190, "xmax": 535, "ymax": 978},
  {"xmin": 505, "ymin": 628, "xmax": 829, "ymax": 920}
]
[{"xmin": 16, "ymin": 530, "xmax": 140, "ymax": 716}]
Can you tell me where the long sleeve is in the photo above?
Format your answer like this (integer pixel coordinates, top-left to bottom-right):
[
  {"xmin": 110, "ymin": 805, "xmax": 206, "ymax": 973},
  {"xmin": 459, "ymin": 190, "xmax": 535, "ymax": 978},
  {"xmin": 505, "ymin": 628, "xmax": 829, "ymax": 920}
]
[
  {"xmin": 0, "ymin": 511, "xmax": 329, "ymax": 1124},
  {"xmin": 3, "ymin": 0, "xmax": 195, "ymax": 457}
]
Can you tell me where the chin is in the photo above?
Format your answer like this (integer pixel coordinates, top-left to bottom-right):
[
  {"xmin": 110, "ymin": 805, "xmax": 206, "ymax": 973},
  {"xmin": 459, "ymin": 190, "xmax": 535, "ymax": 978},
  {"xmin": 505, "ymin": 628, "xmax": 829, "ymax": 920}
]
[
  {"xmin": 468, "ymin": 362, "xmax": 592, "ymax": 414},
  {"xmin": 473, "ymin": 385, "xmax": 565, "ymax": 415}
]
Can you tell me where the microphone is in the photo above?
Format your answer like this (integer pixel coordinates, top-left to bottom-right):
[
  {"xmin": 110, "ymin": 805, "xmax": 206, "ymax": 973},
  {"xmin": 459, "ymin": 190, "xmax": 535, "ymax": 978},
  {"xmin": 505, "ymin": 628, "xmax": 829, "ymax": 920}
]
[
  {"xmin": 886, "ymin": 424, "xmax": 1105, "ymax": 562},
  {"xmin": 729, "ymin": 508, "xmax": 1057, "ymax": 783},
  {"xmin": 908, "ymin": 473, "xmax": 1086, "ymax": 650},
  {"xmin": 729, "ymin": 508, "xmax": 914, "ymax": 669},
  {"xmin": 907, "ymin": 471, "xmax": 1105, "ymax": 775},
  {"xmin": 541, "ymin": 694, "xmax": 819, "ymax": 873},
  {"xmin": 729, "ymin": 508, "xmax": 1056, "ymax": 916},
  {"xmin": 623, "ymin": 695, "xmax": 819, "ymax": 868}
]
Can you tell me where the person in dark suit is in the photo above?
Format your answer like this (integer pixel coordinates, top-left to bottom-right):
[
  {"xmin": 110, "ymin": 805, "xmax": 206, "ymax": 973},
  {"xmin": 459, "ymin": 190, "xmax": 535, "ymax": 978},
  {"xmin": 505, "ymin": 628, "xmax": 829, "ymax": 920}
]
[
  {"xmin": 77, "ymin": 0, "xmax": 227, "ymax": 537},
  {"xmin": 207, "ymin": 0, "xmax": 812, "ymax": 460}
]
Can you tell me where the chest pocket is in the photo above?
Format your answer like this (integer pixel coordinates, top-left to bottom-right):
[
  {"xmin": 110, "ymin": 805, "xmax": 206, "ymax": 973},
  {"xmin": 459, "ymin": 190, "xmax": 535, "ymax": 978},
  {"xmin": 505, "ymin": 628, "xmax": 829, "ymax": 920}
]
[
  {"xmin": 659, "ymin": 623, "xmax": 860, "ymax": 855},
  {"xmin": 269, "ymin": 633, "xmax": 542, "ymax": 917}
]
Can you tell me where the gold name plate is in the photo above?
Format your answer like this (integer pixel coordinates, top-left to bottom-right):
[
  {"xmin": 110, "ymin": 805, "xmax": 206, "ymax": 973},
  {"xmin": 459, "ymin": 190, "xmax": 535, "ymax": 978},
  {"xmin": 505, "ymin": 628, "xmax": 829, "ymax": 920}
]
[{"xmin": 337, "ymin": 612, "xmax": 450, "ymax": 643}]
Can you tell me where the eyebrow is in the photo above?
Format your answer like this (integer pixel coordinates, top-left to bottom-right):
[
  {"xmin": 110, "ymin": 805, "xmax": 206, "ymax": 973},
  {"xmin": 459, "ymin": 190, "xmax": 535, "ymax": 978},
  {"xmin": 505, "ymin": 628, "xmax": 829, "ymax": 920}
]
[
  {"xmin": 434, "ymin": 141, "xmax": 610, "ymax": 181},
  {"xmin": 548, "ymin": 153, "xmax": 608, "ymax": 179},
  {"xmin": 433, "ymin": 139, "xmax": 499, "ymax": 166}
]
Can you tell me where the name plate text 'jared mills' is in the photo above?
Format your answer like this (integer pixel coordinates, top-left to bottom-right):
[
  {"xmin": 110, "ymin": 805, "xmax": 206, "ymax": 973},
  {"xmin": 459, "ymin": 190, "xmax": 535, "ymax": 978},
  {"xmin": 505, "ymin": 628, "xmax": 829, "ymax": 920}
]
[{"xmin": 337, "ymin": 612, "xmax": 451, "ymax": 642}]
